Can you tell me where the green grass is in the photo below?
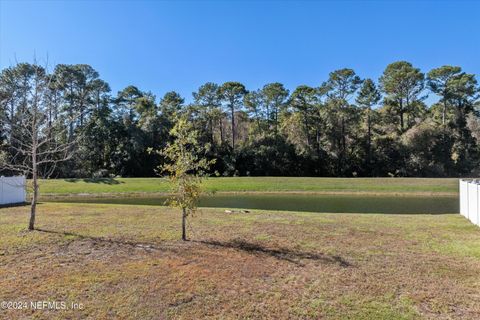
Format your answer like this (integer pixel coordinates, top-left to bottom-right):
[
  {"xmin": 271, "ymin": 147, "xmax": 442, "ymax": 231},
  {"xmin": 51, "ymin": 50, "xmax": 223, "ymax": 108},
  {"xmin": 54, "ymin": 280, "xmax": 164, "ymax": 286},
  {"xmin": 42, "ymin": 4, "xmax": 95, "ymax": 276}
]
[
  {"xmin": 1, "ymin": 203, "xmax": 479, "ymax": 319},
  {"xmin": 36, "ymin": 177, "xmax": 460, "ymax": 195}
]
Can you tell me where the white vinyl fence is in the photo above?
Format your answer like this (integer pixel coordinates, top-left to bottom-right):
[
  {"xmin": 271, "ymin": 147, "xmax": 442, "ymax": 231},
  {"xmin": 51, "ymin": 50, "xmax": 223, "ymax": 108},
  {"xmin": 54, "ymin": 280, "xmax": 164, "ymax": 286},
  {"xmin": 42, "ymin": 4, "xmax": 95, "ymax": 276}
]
[
  {"xmin": 459, "ymin": 179, "xmax": 480, "ymax": 227},
  {"xmin": 0, "ymin": 176, "xmax": 26, "ymax": 205}
]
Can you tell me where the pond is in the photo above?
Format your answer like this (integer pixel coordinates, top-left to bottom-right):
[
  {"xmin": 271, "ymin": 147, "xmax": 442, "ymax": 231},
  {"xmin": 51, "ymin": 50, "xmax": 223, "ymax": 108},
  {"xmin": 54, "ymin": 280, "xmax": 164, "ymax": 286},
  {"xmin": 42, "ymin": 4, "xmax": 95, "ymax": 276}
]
[{"xmin": 45, "ymin": 193, "xmax": 459, "ymax": 214}]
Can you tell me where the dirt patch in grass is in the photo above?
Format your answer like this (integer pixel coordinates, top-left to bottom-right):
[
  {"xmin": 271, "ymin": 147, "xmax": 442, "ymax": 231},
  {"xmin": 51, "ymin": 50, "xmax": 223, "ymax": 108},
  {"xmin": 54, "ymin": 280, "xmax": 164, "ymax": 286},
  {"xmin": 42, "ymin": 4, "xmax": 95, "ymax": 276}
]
[{"xmin": 1, "ymin": 203, "xmax": 479, "ymax": 319}]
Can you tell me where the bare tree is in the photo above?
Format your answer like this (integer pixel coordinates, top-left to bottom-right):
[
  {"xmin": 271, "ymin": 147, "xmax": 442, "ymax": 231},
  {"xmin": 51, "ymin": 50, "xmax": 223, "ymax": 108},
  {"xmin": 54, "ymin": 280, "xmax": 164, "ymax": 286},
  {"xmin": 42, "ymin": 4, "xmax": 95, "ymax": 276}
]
[{"xmin": 0, "ymin": 62, "xmax": 81, "ymax": 230}]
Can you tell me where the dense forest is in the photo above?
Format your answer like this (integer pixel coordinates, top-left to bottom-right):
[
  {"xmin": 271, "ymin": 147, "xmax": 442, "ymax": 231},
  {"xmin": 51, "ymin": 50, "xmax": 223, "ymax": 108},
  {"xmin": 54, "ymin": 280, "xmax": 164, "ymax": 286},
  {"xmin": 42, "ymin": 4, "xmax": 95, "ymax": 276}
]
[{"xmin": 1, "ymin": 61, "xmax": 479, "ymax": 178}]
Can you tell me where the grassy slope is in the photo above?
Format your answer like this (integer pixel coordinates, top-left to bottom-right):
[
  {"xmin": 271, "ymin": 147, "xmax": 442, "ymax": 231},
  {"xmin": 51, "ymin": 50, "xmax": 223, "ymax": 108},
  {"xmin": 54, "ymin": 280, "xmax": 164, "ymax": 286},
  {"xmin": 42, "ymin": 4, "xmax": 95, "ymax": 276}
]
[
  {"xmin": 1, "ymin": 203, "xmax": 479, "ymax": 319},
  {"xmin": 37, "ymin": 177, "xmax": 460, "ymax": 195}
]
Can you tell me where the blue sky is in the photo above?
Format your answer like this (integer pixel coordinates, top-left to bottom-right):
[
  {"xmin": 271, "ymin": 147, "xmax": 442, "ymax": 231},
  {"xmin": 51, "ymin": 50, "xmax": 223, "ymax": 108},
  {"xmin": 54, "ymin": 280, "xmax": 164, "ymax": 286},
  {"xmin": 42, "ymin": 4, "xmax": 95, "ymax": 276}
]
[{"xmin": 1, "ymin": 0, "xmax": 479, "ymax": 102}]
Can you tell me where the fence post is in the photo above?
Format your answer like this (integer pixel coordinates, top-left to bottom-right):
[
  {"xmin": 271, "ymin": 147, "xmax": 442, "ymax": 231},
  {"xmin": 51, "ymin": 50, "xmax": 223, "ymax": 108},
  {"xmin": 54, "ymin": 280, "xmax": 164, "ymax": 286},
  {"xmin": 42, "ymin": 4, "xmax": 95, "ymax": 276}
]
[
  {"xmin": 477, "ymin": 183, "xmax": 480, "ymax": 226},
  {"xmin": 0, "ymin": 177, "xmax": 3, "ymax": 205},
  {"xmin": 474, "ymin": 181, "xmax": 478, "ymax": 225},
  {"xmin": 466, "ymin": 181, "xmax": 470, "ymax": 220},
  {"xmin": 458, "ymin": 179, "xmax": 463, "ymax": 216}
]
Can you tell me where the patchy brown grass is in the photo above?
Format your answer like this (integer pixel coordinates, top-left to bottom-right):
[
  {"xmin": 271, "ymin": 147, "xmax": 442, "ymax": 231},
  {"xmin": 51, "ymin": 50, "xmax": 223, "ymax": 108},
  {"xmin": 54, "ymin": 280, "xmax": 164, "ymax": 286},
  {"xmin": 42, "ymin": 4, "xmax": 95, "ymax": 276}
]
[{"xmin": 1, "ymin": 203, "xmax": 479, "ymax": 319}]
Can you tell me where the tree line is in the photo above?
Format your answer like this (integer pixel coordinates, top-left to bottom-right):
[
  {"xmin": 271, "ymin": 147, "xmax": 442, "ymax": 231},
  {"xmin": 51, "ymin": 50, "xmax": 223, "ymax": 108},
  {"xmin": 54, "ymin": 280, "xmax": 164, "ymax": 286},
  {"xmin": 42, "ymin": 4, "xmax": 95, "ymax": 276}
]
[{"xmin": 1, "ymin": 61, "xmax": 479, "ymax": 178}]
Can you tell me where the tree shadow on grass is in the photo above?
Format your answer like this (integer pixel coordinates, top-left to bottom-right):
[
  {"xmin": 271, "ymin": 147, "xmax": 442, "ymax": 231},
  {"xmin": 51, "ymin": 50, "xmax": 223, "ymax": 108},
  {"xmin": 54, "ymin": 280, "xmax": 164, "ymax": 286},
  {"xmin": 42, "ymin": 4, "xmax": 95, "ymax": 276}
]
[
  {"xmin": 0, "ymin": 202, "xmax": 28, "ymax": 209},
  {"xmin": 35, "ymin": 228, "xmax": 351, "ymax": 267},
  {"xmin": 193, "ymin": 238, "xmax": 352, "ymax": 267},
  {"xmin": 35, "ymin": 228, "xmax": 179, "ymax": 253},
  {"xmin": 63, "ymin": 178, "xmax": 123, "ymax": 185}
]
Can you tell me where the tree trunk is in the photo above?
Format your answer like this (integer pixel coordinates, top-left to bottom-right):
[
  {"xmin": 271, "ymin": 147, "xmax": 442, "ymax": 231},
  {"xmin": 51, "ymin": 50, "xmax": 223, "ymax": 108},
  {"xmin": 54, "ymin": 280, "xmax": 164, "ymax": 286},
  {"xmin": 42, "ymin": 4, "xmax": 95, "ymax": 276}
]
[
  {"xmin": 29, "ymin": 168, "xmax": 38, "ymax": 230},
  {"xmin": 266, "ymin": 104, "xmax": 270, "ymax": 131},
  {"xmin": 367, "ymin": 109, "xmax": 372, "ymax": 175},
  {"xmin": 400, "ymin": 110, "xmax": 404, "ymax": 131},
  {"xmin": 209, "ymin": 118, "xmax": 215, "ymax": 145},
  {"xmin": 442, "ymin": 100, "xmax": 447, "ymax": 126},
  {"xmin": 29, "ymin": 100, "xmax": 39, "ymax": 231},
  {"xmin": 230, "ymin": 103, "xmax": 235, "ymax": 152},
  {"xmin": 69, "ymin": 89, "xmax": 75, "ymax": 142},
  {"xmin": 80, "ymin": 104, "xmax": 84, "ymax": 127},
  {"xmin": 69, "ymin": 112, "xmax": 74, "ymax": 142},
  {"xmin": 274, "ymin": 108, "xmax": 278, "ymax": 136},
  {"xmin": 304, "ymin": 114, "xmax": 310, "ymax": 146},
  {"xmin": 219, "ymin": 118, "xmax": 224, "ymax": 144},
  {"xmin": 341, "ymin": 116, "xmax": 346, "ymax": 175},
  {"xmin": 181, "ymin": 207, "xmax": 187, "ymax": 241}
]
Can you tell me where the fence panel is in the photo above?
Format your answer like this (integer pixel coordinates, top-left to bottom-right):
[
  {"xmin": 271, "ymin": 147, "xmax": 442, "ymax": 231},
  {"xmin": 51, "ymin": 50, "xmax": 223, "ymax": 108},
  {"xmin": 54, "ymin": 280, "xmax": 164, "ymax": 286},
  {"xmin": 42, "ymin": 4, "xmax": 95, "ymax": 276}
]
[
  {"xmin": 460, "ymin": 180, "xmax": 468, "ymax": 217},
  {"xmin": 467, "ymin": 183, "xmax": 477, "ymax": 222},
  {"xmin": 460, "ymin": 179, "xmax": 480, "ymax": 227},
  {"xmin": 473, "ymin": 184, "xmax": 480, "ymax": 225},
  {"xmin": 0, "ymin": 176, "xmax": 26, "ymax": 205}
]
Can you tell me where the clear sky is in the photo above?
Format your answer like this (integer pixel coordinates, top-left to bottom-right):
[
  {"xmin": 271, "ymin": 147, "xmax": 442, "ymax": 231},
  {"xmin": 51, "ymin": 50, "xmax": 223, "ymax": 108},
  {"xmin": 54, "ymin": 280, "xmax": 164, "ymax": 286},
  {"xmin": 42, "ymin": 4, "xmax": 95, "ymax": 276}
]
[{"xmin": 1, "ymin": 0, "xmax": 479, "ymax": 102}]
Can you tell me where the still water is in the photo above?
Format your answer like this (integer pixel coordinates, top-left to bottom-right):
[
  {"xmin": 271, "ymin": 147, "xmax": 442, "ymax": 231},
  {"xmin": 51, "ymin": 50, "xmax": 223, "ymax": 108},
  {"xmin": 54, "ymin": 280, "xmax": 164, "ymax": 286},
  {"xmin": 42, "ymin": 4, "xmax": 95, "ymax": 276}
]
[{"xmin": 47, "ymin": 193, "xmax": 459, "ymax": 214}]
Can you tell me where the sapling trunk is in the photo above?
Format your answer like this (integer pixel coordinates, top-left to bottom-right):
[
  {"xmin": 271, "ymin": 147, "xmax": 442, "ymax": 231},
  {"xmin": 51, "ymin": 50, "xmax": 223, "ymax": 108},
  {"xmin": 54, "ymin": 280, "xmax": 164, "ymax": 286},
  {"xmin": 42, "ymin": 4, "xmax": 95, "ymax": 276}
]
[{"xmin": 182, "ymin": 207, "xmax": 187, "ymax": 241}]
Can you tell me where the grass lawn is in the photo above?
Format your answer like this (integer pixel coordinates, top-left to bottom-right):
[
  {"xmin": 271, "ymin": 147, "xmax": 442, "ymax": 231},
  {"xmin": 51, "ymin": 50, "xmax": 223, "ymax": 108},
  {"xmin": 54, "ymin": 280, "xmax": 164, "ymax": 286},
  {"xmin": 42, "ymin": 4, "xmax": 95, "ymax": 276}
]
[
  {"xmin": 1, "ymin": 203, "xmax": 479, "ymax": 319},
  {"xmin": 36, "ymin": 177, "xmax": 460, "ymax": 196}
]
